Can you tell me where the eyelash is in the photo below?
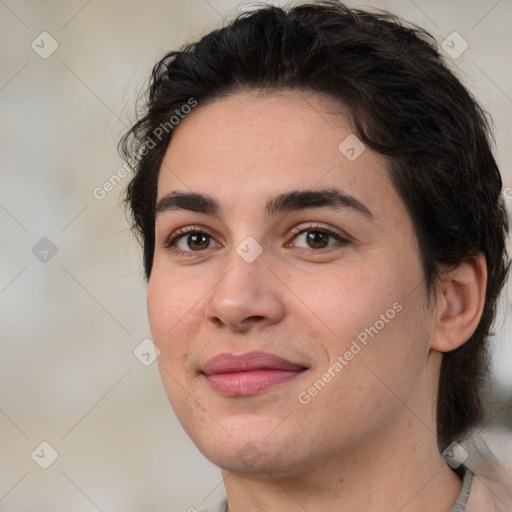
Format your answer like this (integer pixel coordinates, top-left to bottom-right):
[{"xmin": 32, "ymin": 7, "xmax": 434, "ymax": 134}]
[
  {"xmin": 163, "ymin": 225, "xmax": 214, "ymax": 257},
  {"xmin": 287, "ymin": 223, "xmax": 348, "ymax": 252},
  {"xmin": 164, "ymin": 223, "xmax": 349, "ymax": 257}
]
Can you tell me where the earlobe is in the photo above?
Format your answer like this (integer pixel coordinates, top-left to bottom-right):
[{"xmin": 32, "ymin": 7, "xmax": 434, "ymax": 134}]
[{"xmin": 431, "ymin": 253, "xmax": 487, "ymax": 353}]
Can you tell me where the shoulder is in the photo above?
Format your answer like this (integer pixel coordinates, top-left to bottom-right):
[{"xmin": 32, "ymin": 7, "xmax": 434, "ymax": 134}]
[
  {"xmin": 196, "ymin": 496, "xmax": 228, "ymax": 512},
  {"xmin": 462, "ymin": 429, "xmax": 512, "ymax": 512},
  {"xmin": 466, "ymin": 476, "xmax": 511, "ymax": 512}
]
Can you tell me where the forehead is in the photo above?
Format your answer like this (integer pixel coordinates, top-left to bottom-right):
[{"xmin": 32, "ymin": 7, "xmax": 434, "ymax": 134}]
[{"xmin": 156, "ymin": 91, "xmax": 404, "ymax": 222}]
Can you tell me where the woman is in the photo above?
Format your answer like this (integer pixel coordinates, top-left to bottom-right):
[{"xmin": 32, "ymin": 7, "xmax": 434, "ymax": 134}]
[{"xmin": 120, "ymin": 2, "xmax": 511, "ymax": 510}]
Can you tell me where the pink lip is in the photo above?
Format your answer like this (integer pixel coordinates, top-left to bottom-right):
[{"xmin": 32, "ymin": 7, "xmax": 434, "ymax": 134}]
[{"xmin": 201, "ymin": 351, "xmax": 308, "ymax": 396}]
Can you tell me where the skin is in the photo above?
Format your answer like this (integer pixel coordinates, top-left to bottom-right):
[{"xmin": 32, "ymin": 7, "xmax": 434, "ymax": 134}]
[{"xmin": 147, "ymin": 90, "xmax": 487, "ymax": 512}]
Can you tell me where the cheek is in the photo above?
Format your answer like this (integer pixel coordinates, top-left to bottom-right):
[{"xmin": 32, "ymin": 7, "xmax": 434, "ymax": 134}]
[
  {"xmin": 326, "ymin": 280, "xmax": 429, "ymax": 407},
  {"xmin": 147, "ymin": 271, "xmax": 203, "ymax": 410},
  {"xmin": 147, "ymin": 268, "xmax": 204, "ymax": 360},
  {"xmin": 312, "ymin": 248, "xmax": 428, "ymax": 364},
  {"xmin": 301, "ymin": 265, "xmax": 391, "ymax": 339}
]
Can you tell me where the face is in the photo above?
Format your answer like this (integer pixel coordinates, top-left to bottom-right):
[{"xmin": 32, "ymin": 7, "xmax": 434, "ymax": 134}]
[{"xmin": 147, "ymin": 91, "xmax": 437, "ymax": 477}]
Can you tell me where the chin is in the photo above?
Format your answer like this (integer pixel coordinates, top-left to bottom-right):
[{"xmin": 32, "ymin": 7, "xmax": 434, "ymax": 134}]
[
  {"xmin": 185, "ymin": 417, "xmax": 308, "ymax": 476},
  {"xmin": 203, "ymin": 443, "xmax": 305, "ymax": 477}
]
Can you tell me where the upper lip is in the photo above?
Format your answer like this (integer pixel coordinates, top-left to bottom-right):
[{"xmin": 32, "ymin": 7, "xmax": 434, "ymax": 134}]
[{"xmin": 201, "ymin": 351, "xmax": 309, "ymax": 375}]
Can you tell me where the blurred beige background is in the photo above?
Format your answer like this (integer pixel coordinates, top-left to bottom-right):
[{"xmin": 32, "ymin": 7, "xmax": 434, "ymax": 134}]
[{"xmin": 1, "ymin": 0, "xmax": 511, "ymax": 510}]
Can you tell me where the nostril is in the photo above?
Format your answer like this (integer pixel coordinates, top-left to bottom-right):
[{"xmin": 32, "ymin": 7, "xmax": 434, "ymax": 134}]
[
  {"xmin": 210, "ymin": 316, "xmax": 224, "ymax": 328},
  {"xmin": 246, "ymin": 315, "xmax": 265, "ymax": 322}
]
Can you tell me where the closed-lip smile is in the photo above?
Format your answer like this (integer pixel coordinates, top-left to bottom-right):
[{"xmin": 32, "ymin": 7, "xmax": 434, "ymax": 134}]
[{"xmin": 201, "ymin": 351, "xmax": 309, "ymax": 396}]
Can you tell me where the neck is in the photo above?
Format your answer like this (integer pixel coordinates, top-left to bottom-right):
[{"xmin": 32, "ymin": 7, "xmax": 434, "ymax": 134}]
[{"xmin": 222, "ymin": 419, "xmax": 462, "ymax": 512}]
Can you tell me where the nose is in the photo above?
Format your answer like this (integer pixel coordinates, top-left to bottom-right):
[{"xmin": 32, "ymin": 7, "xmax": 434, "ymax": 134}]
[{"xmin": 204, "ymin": 250, "xmax": 286, "ymax": 332}]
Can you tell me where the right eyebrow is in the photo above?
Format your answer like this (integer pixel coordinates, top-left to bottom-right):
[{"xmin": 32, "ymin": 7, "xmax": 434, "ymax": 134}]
[
  {"xmin": 265, "ymin": 188, "xmax": 374, "ymax": 219},
  {"xmin": 155, "ymin": 192, "xmax": 219, "ymax": 216}
]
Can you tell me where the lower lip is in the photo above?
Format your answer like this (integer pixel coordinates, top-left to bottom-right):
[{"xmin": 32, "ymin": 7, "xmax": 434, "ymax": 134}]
[{"xmin": 204, "ymin": 369, "xmax": 304, "ymax": 396}]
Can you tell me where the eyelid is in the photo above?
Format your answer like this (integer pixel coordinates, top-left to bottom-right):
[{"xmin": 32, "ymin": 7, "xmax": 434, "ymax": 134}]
[
  {"xmin": 163, "ymin": 224, "xmax": 219, "ymax": 249},
  {"xmin": 287, "ymin": 222, "xmax": 350, "ymax": 243}
]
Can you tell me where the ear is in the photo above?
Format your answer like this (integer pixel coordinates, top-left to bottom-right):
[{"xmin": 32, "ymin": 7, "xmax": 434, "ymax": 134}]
[{"xmin": 431, "ymin": 253, "xmax": 487, "ymax": 353}]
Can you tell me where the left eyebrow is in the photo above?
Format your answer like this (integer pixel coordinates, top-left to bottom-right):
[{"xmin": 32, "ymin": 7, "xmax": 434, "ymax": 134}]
[
  {"xmin": 265, "ymin": 188, "xmax": 374, "ymax": 219},
  {"xmin": 155, "ymin": 192, "xmax": 219, "ymax": 216}
]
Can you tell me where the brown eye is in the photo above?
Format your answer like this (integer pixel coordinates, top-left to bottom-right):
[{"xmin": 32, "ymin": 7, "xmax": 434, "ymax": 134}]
[
  {"xmin": 305, "ymin": 231, "xmax": 330, "ymax": 249},
  {"xmin": 289, "ymin": 227, "xmax": 347, "ymax": 251},
  {"xmin": 166, "ymin": 229, "xmax": 218, "ymax": 253},
  {"xmin": 186, "ymin": 233, "xmax": 211, "ymax": 250},
  {"xmin": 165, "ymin": 224, "xmax": 222, "ymax": 256}
]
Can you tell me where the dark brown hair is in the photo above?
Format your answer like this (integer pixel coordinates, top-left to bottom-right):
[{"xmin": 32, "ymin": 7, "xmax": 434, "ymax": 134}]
[{"xmin": 119, "ymin": 1, "xmax": 509, "ymax": 450}]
